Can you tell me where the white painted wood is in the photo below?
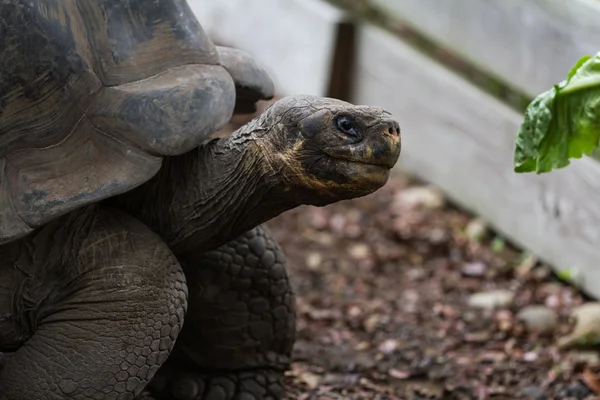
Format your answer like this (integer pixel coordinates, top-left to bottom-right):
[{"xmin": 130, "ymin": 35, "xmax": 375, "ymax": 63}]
[
  {"xmin": 187, "ymin": 0, "xmax": 347, "ymax": 97},
  {"xmin": 372, "ymin": 0, "xmax": 600, "ymax": 98},
  {"xmin": 352, "ymin": 25, "xmax": 600, "ymax": 297}
]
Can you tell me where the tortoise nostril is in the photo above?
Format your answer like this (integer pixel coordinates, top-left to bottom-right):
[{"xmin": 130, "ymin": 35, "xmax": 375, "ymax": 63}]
[
  {"xmin": 381, "ymin": 120, "xmax": 400, "ymax": 137},
  {"xmin": 384, "ymin": 123, "xmax": 400, "ymax": 136}
]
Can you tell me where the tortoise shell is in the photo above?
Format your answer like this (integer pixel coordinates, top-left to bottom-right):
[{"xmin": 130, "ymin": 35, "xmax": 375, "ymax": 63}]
[{"xmin": 0, "ymin": 0, "xmax": 272, "ymax": 243}]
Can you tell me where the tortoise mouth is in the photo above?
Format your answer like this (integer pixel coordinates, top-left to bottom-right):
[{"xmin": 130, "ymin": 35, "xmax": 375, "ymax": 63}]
[
  {"xmin": 323, "ymin": 149, "xmax": 397, "ymax": 170},
  {"xmin": 322, "ymin": 153, "xmax": 392, "ymax": 193}
]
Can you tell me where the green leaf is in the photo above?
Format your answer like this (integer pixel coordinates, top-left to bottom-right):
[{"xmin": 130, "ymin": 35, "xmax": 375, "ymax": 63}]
[
  {"xmin": 514, "ymin": 53, "xmax": 600, "ymax": 173},
  {"xmin": 557, "ymin": 267, "xmax": 580, "ymax": 283},
  {"xmin": 490, "ymin": 236, "xmax": 505, "ymax": 253},
  {"xmin": 566, "ymin": 55, "xmax": 591, "ymax": 80}
]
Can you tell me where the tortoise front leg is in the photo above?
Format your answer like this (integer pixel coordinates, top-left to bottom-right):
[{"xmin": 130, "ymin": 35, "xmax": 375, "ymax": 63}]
[
  {"xmin": 148, "ymin": 225, "xmax": 295, "ymax": 400},
  {"xmin": 0, "ymin": 206, "xmax": 187, "ymax": 400}
]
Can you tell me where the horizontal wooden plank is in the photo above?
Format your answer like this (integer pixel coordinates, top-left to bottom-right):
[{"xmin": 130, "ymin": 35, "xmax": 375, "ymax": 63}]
[
  {"xmin": 351, "ymin": 25, "xmax": 600, "ymax": 298},
  {"xmin": 187, "ymin": 0, "xmax": 350, "ymax": 98},
  {"xmin": 372, "ymin": 0, "xmax": 600, "ymax": 98}
]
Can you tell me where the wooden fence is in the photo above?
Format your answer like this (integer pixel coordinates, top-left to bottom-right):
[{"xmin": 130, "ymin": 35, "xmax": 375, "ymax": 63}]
[{"xmin": 188, "ymin": 0, "xmax": 600, "ymax": 298}]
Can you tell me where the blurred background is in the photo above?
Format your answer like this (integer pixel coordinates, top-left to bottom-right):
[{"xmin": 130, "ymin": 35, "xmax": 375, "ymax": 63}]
[{"xmin": 195, "ymin": 1, "xmax": 600, "ymax": 398}]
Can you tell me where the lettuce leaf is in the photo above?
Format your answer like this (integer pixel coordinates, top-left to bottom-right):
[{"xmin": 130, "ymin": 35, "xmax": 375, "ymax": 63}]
[{"xmin": 514, "ymin": 53, "xmax": 600, "ymax": 173}]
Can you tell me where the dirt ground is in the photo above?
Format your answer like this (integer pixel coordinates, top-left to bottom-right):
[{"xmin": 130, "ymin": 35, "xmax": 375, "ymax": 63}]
[{"xmin": 268, "ymin": 173, "xmax": 599, "ymax": 400}]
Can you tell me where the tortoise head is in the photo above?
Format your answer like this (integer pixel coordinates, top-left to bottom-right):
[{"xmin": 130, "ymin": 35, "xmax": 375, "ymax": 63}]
[{"xmin": 252, "ymin": 95, "xmax": 401, "ymax": 205}]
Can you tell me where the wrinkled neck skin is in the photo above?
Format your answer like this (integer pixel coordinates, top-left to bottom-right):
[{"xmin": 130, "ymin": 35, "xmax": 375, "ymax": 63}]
[{"xmin": 112, "ymin": 117, "xmax": 300, "ymax": 256}]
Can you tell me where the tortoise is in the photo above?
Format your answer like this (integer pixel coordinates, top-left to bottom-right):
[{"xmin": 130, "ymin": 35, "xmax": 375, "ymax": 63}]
[{"xmin": 0, "ymin": 1, "xmax": 402, "ymax": 399}]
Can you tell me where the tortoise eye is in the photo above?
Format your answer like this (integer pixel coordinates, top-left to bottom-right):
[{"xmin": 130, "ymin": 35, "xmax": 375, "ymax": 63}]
[{"xmin": 336, "ymin": 116, "xmax": 358, "ymax": 137}]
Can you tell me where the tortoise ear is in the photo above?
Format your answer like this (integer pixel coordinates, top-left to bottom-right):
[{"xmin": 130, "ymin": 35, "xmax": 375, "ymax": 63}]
[
  {"xmin": 299, "ymin": 109, "xmax": 329, "ymax": 139},
  {"xmin": 216, "ymin": 46, "xmax": 275, "ymax": 115}
]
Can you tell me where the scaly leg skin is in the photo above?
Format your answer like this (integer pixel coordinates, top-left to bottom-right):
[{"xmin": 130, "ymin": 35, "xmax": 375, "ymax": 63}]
[
  {"xmin": 147, "ymin": 225, "xmax": 295, "ymax": 400},
  {"xmin": 0, "ymin": 205, "xmax": 188, "ymax": 400}
]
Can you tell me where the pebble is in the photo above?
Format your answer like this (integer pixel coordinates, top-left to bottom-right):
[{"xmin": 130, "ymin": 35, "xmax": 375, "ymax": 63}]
[
  {"xmin": 558, "ymin": 302, "xmax": 600, "ymax": 349},
  {"xmin": 349, "ymin": 243, "xmax": 370, "ymax": 260},
  {"xmin": 393, "ymin": 186, "xmax": 445, "ymax": 210},
  {"xmin": 305, "ymin": 252, "xmax": 322, "ymax": 270},
  {"xmin": 363, "ymin": 314, "xmax": 381, "ymax": 333},
  {"xmin": 299, "ymin": 372, "xmax": 321, "ymax": 389},
  {"xmin": 378, "ymin": 339, "xmax": 398, "ymax": 354},
  {"xmin": 461, "ymin": 262, "xmax": 487, "ymax": 277},
  {"xmin": 569, "ymin": 351, "xmax": 600, "ymax": 365},
  {"xmin": 465, "ymin": 218, "xmax": 488, "ymax": 242},
  {"xmin": 467, "ymin": 289, "xmax": 514, "ymax": 310},
  {"xmin": 516, "ymin": 305, "xmax": 558, "ymax": 333}
]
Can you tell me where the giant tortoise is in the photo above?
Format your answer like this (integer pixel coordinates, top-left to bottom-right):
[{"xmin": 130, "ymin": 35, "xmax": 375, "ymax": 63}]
[{"xmin": 0, "ymin": 1, "xmax": 402, "ymax": 399}]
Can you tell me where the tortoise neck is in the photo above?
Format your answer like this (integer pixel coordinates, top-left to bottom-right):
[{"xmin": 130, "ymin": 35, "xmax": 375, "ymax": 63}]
[{"xmin": 113, "ymin": 129, "xmax": 298, "ymax": 255}]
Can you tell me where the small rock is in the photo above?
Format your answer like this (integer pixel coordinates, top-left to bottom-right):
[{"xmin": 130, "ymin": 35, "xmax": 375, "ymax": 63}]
[
  {"xmin": 480, "ymin": 351, "xmax": 507, "ymax": 363},
  {"xmin": 299, "ymin": 372, "xmax": 321, "ymax": 389},
  {"xmin": 496, "ymin": 309, "xmax": 513, "ymax": 331},
  {"xmin": 305, "ymin": 252, "xmax": 322, "ymax": 270},
  {"xmin": 393, "ymin": 186, "xmax": 445, "ymax": 210},
  {"xmin": 516, "ymin": 305, "xmax": 558, "ymax": 333},
  {"xmin": 388, "ymin": 368, "xmax": 410, "ymax": 380},
  {"xmin": 544, "ymin": 294, "xmax": 560, "ymax": 310},
  {"xmin": 523, "ymin": 351, "xmax": 538, "ymax": 362},
  {"xmin": 569, "ymin": 351, "xmax": 600, "ymax": 365},
  {"xmin": 349, "ymin": 243, "xmax": 370, "ymax": 260},
  {"xmin": 464, "ymin": 331, "xmax": 491, "ymax": 343},
  {"xmin": 427, "ymin": 228, "xmax": 448, "ymax": 244},
  {"xmin": 468, "ymin": 289, "xmax": 515, "ymax": 310},
  {"xmin": 532, "ymin": 266, "xmax": 552, "ymax": 281},
  {"xmin": 354, "ymin": 341, "xmax": 370, "ymax": 351},
  {"xmin": 558, "ymin": 302, "xmax": 600, "ymax": 349},
  {"xmin": 461, "ymin": 262, "xmax": 486, "ymax": 277},
  {"xmin": 378, "ymin": 339, "xmax": 398, "ymax": 354},
  {"xmin": 363, "ymin": 314, "xmax": 381, "ymax": 333},
  {"xmin": 465, "ymin": 218, "xmax": 487, "ymax": 242},
  {"xmin": 515, "ymin": 253, "xmax": 538, "ymax": 277},
  {"xmin": 347, "ymin": 305, "xmax": 362, "ymax": 318}
]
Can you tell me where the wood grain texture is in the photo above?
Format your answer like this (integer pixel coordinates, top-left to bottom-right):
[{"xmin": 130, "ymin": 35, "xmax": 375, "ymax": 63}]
[
  {"xmin": 351, "ymin": 25, "xmax": 600, "ymax": 298},
  {"xmin": 188, "ymin": 0, "xmax": 348, "ymax": 97},
  {"xmin": 372, "ymin": 0, "xmax": 600, "ymax": 98}
]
